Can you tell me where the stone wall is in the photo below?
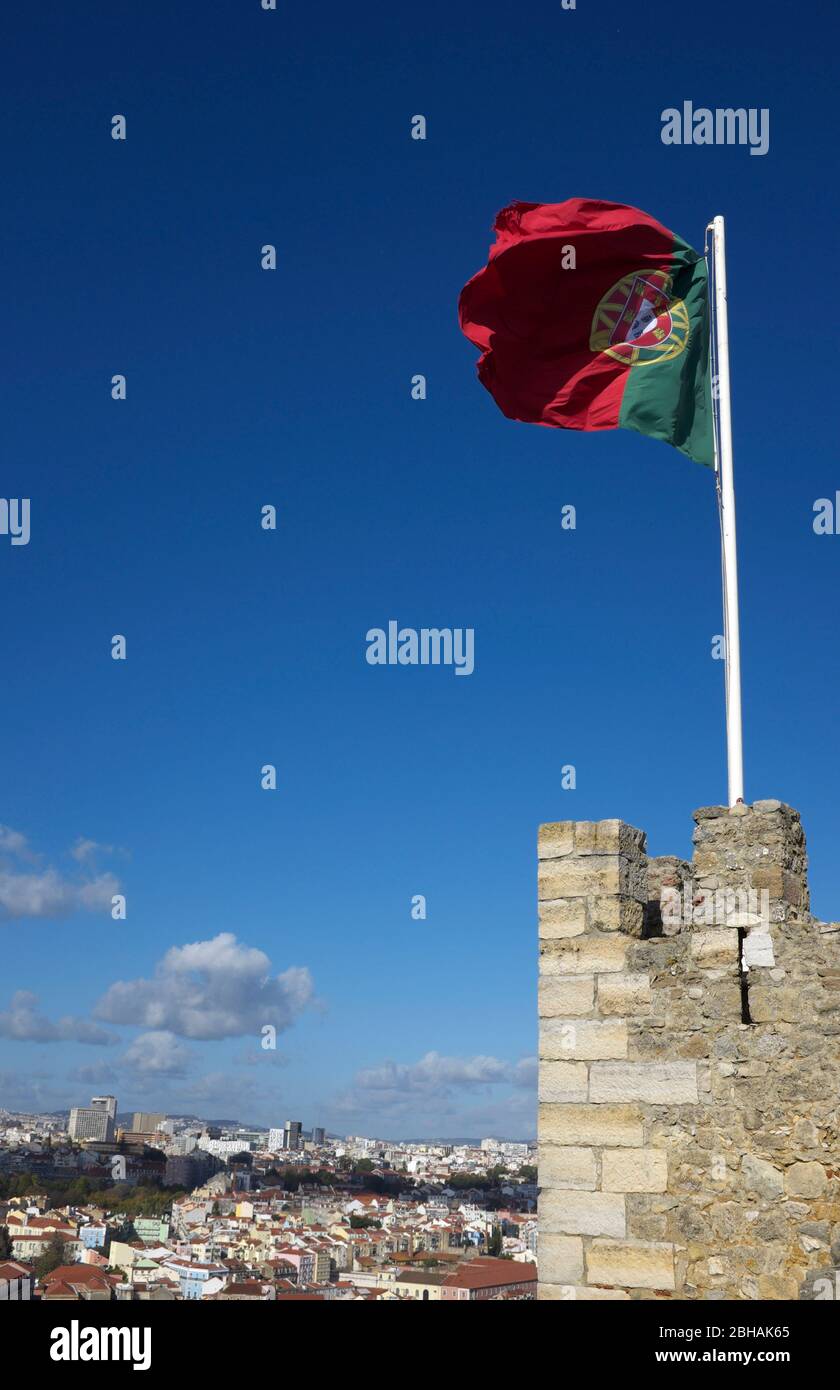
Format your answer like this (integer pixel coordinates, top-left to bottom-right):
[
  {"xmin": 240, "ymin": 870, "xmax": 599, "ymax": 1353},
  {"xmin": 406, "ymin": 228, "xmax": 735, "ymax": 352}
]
[{"xmin": 537, "ymin": 802, "xmax": 840, "ymax": 1301}]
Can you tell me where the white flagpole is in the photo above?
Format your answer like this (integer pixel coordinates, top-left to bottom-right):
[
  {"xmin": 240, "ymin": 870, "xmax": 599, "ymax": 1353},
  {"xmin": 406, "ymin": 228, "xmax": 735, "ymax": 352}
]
[{"xmin": 709, "ymin": 215, "xmax": 744, "ymax": 806}]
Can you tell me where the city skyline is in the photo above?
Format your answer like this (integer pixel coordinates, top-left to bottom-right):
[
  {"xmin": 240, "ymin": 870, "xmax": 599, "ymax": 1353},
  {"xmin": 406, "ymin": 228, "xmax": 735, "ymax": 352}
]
[
  {"xmin": 0, "ymin": 1105, "xmax": 539, "ymax": 1305},
  {"xmin": 1, "ymin": 1100, "xmax": 530, "ymax": 1148}
]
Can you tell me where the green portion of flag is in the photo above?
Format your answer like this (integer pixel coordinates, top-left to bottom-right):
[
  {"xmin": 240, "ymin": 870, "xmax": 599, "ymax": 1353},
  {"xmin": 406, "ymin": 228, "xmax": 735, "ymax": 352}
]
[{"xmin": 618, "ymin": 233, "xmax": 715, "ymax": 467}]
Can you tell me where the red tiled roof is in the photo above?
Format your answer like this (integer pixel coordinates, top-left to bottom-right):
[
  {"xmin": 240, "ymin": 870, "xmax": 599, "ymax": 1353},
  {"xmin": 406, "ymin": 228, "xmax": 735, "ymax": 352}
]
[
  {"xmin": 40, "ymin": 1265, "xmax": 118, "ymax": 1289},
  {"xmin": 443, "ymin": 1258, "xmax": 537, "ymax": 1290}
]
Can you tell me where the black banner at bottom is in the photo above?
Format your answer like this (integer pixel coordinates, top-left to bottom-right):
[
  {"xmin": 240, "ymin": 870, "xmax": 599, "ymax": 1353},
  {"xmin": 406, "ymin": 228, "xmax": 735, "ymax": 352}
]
[{"xmin": 2, "ymin": 1294, "xmax": 833, "ymax": 1375}]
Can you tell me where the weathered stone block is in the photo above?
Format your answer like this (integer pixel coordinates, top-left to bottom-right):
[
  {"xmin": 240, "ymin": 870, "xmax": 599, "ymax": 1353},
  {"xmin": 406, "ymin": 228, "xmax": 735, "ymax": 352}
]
[
  {"xmin": 691, "ymin": 929, "xmax": 739, "ymax": 968},
  {"xmin": 538, "ymin": 1233, "xmax": 583, "ymax": 1284},
  {"xmin": 701, "ymin": 982, "xmax": 743, "ymax": 1020},
  {"xmin": 540, "ymin": 1104, "xmax": 643, "ymax": 1148},
  {"xmin": 588, "ymin": 895, "xmax": 646, "ymax": 936},
  {"xmin": 539, "ymin": 855, "xmax": 628, "ymax": 901},
  {"xmin": 540, "ymin": 1189, "xmax": 626, "ymax": 1238},
  {"xmin": 541, "ymin": 1018, "xmax": 628, "ymax": 1061},
  {"xmin": 586, "ymin": 1239, "xmax": 676, "ymax": 1291},
  {"xmin": 538, "ymin": 822, "xmax": 576, "ymax": 859},
  {"xmin": 740, "ymin": 1153, "xmax": 783, "ymax": 1200},
  {"xmin": 749, "ymin": 987, "xmax": 806, "ymax": 1023},
  {"xmin": 538, "ymin": 1145, "xmax": 596, "ymax": 1191},
  {"xmin": 538, "ymin": 1061, "xmax": 589, "ymax": 1103},
  {"xmin": 758, "ymin": 1273, "xmax": 802, "ymax": 1300},
  {"xmin": 538, "ymin": 898, "xmax": 587, "ymax": 938},
  {"xmin": 572, "ymin": 820, "xmax": 646, "ymax": 857},
  {"xmin": 538, "ymin": 975, "xmax": 594, "ymax": 1017},
  {"xmin": 751, "ymin": 865, "xmax": 800, "ymax": 903},
  {"xmin": 540, "ymin": 936, "xmax": 628, "ymax": 976},
  {"xmin": 785, "ymin": 1162, "xmax": 828, "ymax": 1198},
  {"xmin": 597, "ymin": 973, "xmax": 652, "ymax": 1016},
  {"xmin": 602, "ymin": 1148, "xmax": 668, "ymax": 1193},
  {"xmin": 589, "ymin": 1061, "xmax": 699, "ymax": 1104}
]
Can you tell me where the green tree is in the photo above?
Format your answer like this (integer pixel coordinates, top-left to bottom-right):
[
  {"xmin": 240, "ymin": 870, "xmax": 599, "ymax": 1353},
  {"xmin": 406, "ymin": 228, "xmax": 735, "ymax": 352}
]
[
  {"xmin": 68, "ymin": 1176, "xmax": 92, "ymax": 1202},
  {"xmin": 34, "ymin": 1234, "xmax": 68, "ymax": 1278},
  {"xmin": 0, "ymin": 1227, "xmax": 12, "ymax": 1260}
]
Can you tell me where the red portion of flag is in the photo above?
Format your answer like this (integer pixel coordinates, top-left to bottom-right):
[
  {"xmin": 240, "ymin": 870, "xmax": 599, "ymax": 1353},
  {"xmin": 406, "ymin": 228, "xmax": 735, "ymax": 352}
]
[{"xmin": 458, "ymin": 198, "xmax": 677, "ymax": 431}]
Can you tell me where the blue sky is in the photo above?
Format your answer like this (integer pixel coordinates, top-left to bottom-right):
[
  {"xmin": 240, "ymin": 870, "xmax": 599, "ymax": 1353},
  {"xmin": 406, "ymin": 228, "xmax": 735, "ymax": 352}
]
[{"xmin": 2, "ymin": 0, "xmax": 837, "ymax": 1138}]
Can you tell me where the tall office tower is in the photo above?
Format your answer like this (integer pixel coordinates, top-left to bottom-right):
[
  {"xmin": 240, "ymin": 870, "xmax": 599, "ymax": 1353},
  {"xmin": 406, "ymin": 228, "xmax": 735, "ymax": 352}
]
[
  {"xmin": 312, "ymin": 1127, "xmax": 326, "ymax": 1146},
  {"xmin": 69, "ymin": 1095, "xmax": 117, "ymax": 1143},
  {"xmin": 268, "ymin": 1128, "xmax": 285, "ymax": 1153},
  {"xmin": 91, "ymin": 1096, "xmax": 117, "ymax": 1120},
  {"xmin": 284, "ymin": 1120, "xmax": 303, "ymax": 1151},
  {"xmin": 131, "ymin": 1112, "xmax": 165, "ymax": 1133}
]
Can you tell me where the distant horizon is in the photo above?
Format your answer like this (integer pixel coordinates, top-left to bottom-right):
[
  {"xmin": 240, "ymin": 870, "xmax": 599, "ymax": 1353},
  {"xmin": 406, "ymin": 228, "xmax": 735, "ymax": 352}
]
[{"xmin": 1, "ymin": 1103, "xmax": 532, "ymax": 1149}]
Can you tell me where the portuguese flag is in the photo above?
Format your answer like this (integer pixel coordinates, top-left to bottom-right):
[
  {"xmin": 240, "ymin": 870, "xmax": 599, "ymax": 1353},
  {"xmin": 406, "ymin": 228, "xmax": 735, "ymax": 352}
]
[{"xmin": 458, "ymin": 198, "xmax": 714, "ymax": 467}]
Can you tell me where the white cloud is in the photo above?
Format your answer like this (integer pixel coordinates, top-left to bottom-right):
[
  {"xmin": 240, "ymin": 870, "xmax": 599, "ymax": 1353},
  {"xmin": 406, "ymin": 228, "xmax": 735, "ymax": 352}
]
[
  {"xmin": 511, "ymin": 1056, "xmax": 538, "ymax": 1089},
  {"xmin": 356, "ymin": 1051, "xmax": 514, "ymax": 1094},
  {"xmin": 0, "ymin": 991, "xmax": 116, "ymax": 1046},
  {"xmin": 71, "ymin": 837, "xmax": 114, "ymax": 864},
  {"xmin": 0, "ymin": 825, "xmax": 121, "ymax": 922},
  {"xmin": 0, "ymin": 825, "xmax": 33, "ymax": 859},
  {"xmin": 0, "ymin": 867, "xmax": 119, "ymax": 919},
  {"xmin": 94, "ymin": 932, "xmax": 315, "ymax": 1040},
  {"xmin": 120, "ymin": 1031, "xmax": 192, "ymax": 1077},
  {"xmin": 334, "ymin": 1050, "xmax": 537, "ymax": 1117}
]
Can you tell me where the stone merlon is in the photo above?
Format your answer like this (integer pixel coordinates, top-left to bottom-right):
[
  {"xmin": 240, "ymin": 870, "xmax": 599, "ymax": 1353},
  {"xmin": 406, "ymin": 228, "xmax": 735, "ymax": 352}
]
[{"xmin": 538, "ymin": 800, "xmax": 840, "ymax": 1302}]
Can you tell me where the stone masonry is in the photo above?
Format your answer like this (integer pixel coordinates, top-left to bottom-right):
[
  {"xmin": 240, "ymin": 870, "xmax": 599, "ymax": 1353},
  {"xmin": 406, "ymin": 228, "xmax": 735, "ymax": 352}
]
[{"xmin": 538, "ymin": 801, "xmax": 840, "ymax": 1300}]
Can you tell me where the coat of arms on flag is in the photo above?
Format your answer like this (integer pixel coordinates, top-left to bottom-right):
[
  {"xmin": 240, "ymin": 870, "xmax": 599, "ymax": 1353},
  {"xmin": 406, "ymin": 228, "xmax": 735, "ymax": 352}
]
[{"xmin": 590, "ymin": 268, "xmax": 691, "ymax": 366}]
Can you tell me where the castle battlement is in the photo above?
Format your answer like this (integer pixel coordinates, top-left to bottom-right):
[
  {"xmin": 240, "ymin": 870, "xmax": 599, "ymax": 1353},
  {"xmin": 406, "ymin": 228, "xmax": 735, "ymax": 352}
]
[{"xmin": 537, "ymin": 801, "xmax": 840, "ymax": 1301}]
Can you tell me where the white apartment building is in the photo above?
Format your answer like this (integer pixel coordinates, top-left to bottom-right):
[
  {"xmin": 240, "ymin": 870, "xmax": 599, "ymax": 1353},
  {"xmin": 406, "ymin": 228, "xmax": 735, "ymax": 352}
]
[
  {"xmin": 198, "ymin": 1138, "xmax": 252, "ymax": 1159},
  {"xmin": 68, "ymin": 1095, "xmax": 117, "ymax": 1142}
]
